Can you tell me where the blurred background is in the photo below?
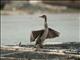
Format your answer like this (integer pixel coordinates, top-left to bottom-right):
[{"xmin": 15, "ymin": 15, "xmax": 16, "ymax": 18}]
[
  {"xmin": 0, "ymin": 0, "xmax": 80, "ymax": 15},
  {"xmin": 1, "ymin": 0, "xmax": 80, "ymax": 45}
]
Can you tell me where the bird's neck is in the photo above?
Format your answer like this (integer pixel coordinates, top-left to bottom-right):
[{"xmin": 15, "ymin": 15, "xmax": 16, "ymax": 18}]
[{"xmin": 44, "ymin": 17, "xmax": 48, "ymax": 28}]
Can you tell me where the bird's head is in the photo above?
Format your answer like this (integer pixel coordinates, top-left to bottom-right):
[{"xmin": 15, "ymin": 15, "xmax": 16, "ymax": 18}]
[{"xmin": 39, "ymin": 15, "xmax": 47, "ymax": 19}]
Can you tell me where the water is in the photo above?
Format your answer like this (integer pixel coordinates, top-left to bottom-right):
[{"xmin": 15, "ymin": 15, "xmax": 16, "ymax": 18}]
[{"xmin": 1, "ymin": 13, "xmax": 79, "ymax": 45}]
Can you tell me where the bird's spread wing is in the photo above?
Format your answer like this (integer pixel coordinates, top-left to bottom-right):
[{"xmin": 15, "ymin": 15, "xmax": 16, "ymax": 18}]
[
  {"xmin": 46, "ymin": 28, "xmax": 60, "ymax": 39},
  {"xmin": 30, "ymin": 28, "xmax": 60, "ymax": 42},
  {"xmin": 30, "ymin": 30, "xmax": 44, "ymax": 42}
]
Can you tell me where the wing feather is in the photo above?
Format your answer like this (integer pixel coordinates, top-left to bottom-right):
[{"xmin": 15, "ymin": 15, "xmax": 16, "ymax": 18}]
[
  {"xmin": 30, "ymin": 30, "xmax": 44, "ymax": 42},
  {"xmin": 46, "ymin": 28, "xmax": 60, "ymax": 39},
  {"xmin": 30, "ymin": 28, "xmax": 60, "ymax": 42}
]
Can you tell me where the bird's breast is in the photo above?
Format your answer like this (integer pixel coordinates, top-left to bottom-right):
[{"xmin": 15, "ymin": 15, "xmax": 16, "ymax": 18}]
[{"xmin": 40, "ymin": 28, "xmax": 48, "ymax": 41}]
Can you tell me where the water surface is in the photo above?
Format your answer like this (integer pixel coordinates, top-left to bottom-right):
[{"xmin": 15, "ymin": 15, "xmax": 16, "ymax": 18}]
[{"xmin": 1, "ymin": 13, "xmax": 79, "ymax": 45}]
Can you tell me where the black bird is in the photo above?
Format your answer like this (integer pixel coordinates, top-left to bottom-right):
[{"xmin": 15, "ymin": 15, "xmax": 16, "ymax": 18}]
[{"xmin": 30, "ymin": 15, "xmax": 60, "ymax": 48}]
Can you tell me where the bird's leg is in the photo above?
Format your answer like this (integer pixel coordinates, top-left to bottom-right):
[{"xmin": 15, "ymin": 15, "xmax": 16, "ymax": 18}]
[
  {"xmin": 39, "ymin": 43, "xmax": 43, "ymax": 48},
  {"xmin": 35, "ymin": 43, "xmax": 43, "ymax": 51},
  {"xmin": 35, "ymin": 38, "xmax": 44, "ymax": 51},
  {"xmin": 35, "ymin": 44, "xmax": 41, "ymax": 51}
]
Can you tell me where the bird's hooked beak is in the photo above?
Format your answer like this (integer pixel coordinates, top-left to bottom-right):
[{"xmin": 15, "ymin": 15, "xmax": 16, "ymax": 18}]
[{"xmin": 39, "ymin": 15, "xmax": 46, "ymax": 19}]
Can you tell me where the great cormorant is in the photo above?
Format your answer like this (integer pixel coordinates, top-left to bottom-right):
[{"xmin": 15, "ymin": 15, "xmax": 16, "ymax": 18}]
[{"xmin": 30, "ymin": 15, "xmax": 60, "ymax": 48}]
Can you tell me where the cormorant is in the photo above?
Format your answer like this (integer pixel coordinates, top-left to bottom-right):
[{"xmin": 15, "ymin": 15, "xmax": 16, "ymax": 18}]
[{"xmin": 30, "ymin": 15, "xmax": 60, "ymax": 49}]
